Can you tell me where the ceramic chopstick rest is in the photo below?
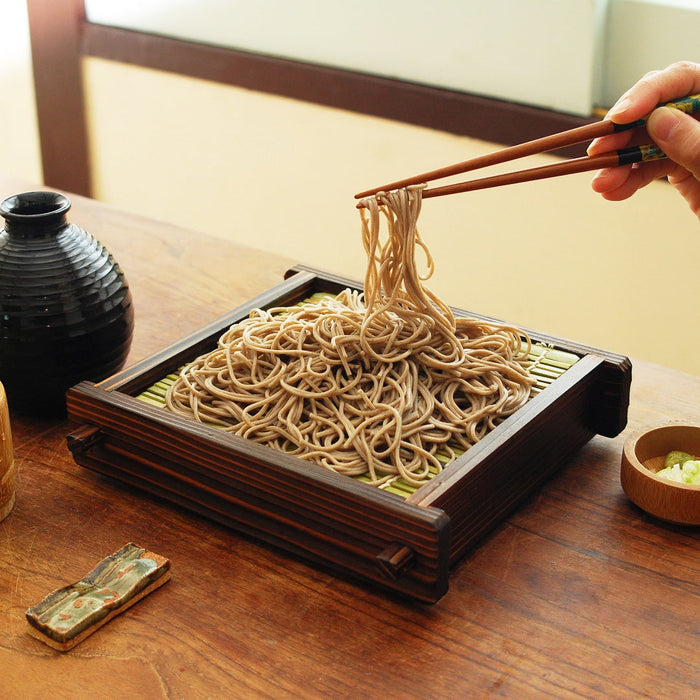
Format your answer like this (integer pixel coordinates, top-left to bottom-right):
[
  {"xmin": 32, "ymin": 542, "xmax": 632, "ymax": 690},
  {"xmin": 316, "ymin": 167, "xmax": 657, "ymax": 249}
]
[{"xmin": 26, "ymin": 543, "xmax": 170, "ymax": 651}]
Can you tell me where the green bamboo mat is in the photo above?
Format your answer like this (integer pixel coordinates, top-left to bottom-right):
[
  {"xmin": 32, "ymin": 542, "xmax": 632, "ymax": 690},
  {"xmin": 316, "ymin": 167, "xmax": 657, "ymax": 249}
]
[{"xmin": 135, "ymin": 297, "xmax": 579, "ymax": 498}]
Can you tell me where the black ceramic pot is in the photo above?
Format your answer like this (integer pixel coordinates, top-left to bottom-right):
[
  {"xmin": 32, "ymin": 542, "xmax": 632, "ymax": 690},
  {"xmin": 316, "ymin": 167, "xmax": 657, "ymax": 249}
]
[{"xmin": 0, "ymin": 191, "xmax": 134, "ymax": 416}]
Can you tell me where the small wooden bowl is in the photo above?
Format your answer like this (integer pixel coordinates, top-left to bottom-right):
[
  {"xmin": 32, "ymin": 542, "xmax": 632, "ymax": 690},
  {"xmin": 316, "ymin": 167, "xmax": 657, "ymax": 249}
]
[{"xmin": 621, "ymin": 424, "xmax": 700, "ymax": 526}]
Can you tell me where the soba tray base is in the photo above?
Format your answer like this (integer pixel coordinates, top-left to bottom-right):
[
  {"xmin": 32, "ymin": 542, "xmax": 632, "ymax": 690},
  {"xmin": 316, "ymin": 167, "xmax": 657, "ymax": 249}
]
[{"xmin": 65, "ymin": 266, "xmax": 631, "ymax": 603}]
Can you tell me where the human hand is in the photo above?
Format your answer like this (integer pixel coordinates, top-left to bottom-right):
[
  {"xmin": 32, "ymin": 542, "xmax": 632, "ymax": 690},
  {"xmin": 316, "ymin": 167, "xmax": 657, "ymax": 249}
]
[{"xmin": 588, "ymin": 61, "xmax": 700, "ymax": 218}]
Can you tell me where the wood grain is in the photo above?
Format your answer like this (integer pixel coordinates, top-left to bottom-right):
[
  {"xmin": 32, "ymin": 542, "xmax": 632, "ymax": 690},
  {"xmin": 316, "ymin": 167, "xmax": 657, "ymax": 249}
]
[
  {"xmin": 0, "ymin": 382, "xmax": 14, "ymax": 521},
  {"xmin": 0, "ymin": 175, "xmax": 698, "ymax": 698},
  {"xmin": 25, "ymin": 0, "xmax": 92, "ymax": 196}
]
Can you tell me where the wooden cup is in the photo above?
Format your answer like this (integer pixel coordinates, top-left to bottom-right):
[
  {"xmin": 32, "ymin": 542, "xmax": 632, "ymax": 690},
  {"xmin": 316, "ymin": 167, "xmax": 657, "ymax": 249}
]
[
  {"xmin": 621, "ymin": 423, "xmax": 700, "ymax": 526},
  {"xmin": 0, "ymin": 381, "xmax": 15, "ymax": 521}
]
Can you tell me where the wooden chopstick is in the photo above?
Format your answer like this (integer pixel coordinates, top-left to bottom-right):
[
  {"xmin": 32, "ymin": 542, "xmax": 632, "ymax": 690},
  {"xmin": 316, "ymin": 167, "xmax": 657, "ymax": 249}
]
[
  {"xmin": 355, "ymin": 94, "xmax": 700, "ymax": 200},
  {"xmin": 422, "ymin": 144, "xmax": 665, "ymax": 198},
  {"xmin": 355, "ymin": 119, "xmax": 620, "ymax": 199}
]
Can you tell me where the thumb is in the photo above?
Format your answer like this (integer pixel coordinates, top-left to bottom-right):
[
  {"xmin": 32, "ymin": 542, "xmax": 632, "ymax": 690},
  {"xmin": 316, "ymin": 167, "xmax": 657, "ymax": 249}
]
[{"xmin": 647, "ymin": 106, "xmax": 700, "ymax": 181}]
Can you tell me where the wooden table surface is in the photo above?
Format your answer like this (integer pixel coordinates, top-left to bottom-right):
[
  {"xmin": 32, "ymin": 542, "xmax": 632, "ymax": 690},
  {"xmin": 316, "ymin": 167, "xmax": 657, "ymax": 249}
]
[{"xmin": 0, "ymin": 175, "xmax": 698, "ymax": 699}]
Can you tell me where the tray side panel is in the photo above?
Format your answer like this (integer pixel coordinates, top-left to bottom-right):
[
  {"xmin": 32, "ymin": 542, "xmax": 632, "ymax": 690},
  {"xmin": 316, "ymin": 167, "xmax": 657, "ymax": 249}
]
[
  {"xmin": 66, "ymin": 383, "xmax": 451, "ymax": 603},
  {"xmin": 412, "ymin": 354, "xmax": 604, "ymax": 564}
]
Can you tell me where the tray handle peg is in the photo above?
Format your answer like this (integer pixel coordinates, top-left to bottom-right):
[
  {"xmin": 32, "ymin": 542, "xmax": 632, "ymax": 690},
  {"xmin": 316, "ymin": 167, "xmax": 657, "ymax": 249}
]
[
  {"xmin": 66, "ymin": 424, "xmax": 104, "ymax": 455},
  {"xmin": 375, "ymin": 542, "xmax": 415, "ymax": 581}
]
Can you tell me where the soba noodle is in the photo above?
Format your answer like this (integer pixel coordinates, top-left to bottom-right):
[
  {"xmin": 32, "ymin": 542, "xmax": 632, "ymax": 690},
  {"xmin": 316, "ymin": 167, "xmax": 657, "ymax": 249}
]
[{"xmin": 165, "ymin": 186, "xmax": 534, "ymax": 486}]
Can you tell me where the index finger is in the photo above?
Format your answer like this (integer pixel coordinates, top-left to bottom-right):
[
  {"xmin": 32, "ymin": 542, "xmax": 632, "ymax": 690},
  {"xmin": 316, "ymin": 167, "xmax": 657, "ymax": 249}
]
[{"xmin": 606, "ymin": 61, "xmax": 700, "ymax": 125}]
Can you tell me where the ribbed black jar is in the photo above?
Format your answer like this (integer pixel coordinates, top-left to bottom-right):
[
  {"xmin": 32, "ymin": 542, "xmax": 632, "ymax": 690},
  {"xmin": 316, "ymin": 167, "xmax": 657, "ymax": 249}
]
[{"xmin": 0, "ymin": 191, "xmax": 134, "ymax": 415}]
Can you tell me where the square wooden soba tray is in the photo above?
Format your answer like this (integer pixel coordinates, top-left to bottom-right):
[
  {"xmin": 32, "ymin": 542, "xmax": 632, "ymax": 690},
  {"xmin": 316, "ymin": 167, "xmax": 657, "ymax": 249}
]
[{"xmin": 65, "ymin": 266, "xmax": 631, "ymax": 603}]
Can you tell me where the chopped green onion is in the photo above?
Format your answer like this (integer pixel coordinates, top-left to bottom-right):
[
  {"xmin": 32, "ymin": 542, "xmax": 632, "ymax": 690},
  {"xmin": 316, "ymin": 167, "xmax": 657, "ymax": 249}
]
[{"xmin": 657, "ymin": 451, "xmax": 700, "ymax": 485}]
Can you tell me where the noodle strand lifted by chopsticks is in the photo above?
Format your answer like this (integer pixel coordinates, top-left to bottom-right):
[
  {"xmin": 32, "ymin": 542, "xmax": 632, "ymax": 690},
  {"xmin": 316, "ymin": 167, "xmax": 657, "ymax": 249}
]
[{"xmin": 165, "ymin": 186, "xmax": 534, "ymax": 486}]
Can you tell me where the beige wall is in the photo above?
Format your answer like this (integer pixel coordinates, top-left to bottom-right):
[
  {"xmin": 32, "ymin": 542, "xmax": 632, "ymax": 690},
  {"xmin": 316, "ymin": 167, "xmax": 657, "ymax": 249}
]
[
  {"xmin": 83, "ymin": 58, "xmax": 700, "ymax": 375},
  {"xmin": 0, "ymin": 1, "xmax": 41, "ymax": 183},
  {"xmin": 0, "ymin": 3, "xmax": 698, "ymax": 375}
]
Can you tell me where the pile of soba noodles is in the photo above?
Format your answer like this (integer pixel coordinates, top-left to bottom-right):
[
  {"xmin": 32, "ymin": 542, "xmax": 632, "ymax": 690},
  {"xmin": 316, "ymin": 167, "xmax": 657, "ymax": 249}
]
[{"xmin": 165, "ymin": 186, "xmax": 534, "ymax": 486}]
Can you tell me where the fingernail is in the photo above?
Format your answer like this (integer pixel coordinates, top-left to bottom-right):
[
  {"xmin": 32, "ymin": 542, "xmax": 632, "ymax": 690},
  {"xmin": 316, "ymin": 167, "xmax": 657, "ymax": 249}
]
[
  {"xmin": 648, "ymin": 107, "xmax": 681, "ymax": 142},
  {"xmin": 607, "ymin": 97, "xmax": 632, "ymax": 119}
]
